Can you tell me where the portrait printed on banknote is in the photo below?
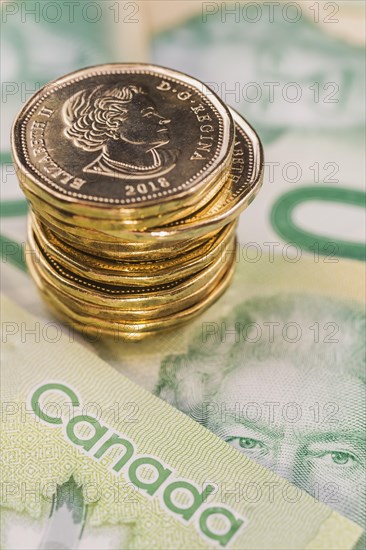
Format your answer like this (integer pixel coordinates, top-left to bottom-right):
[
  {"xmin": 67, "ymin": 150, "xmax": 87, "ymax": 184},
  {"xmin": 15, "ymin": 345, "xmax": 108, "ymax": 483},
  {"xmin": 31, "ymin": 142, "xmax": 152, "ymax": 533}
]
[{"xmin": 156, "ymin": 293, "xmax": 365, "ymax": 527}]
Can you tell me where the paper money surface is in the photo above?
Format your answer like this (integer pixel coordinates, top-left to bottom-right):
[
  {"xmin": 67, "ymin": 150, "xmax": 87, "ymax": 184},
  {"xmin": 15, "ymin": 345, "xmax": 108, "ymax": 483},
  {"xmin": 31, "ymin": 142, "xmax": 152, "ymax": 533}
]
[
  {"xmin": 2, "ymin": 255, "xmax": 366, "ymax": 542},
  {"xmin": 1, "ymin": 295, "xmax": 363, "ymax": 549},
  {"xmin": 151, "ymin": 0, "xmax": 366, "ymax": 261}
]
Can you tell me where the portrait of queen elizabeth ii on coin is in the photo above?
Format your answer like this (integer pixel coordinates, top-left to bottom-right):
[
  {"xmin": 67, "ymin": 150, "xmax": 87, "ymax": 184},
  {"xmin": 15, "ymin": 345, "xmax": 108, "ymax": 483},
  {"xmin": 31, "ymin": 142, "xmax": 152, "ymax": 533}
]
[{"xmin": 63, "ymin": 84, "xmax": 178, "ymax": 180}]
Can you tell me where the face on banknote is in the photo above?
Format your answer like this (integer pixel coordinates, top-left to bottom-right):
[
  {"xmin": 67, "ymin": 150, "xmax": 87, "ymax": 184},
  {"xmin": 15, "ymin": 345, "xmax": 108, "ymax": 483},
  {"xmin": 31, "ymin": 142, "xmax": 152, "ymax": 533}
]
[
  {"xmin": 1, "ymin": 290, "xmax": 364, "ymax": 550},
  {"xmin": 155, "ymin": 271, "xmax": 365, "ymax": 528}
]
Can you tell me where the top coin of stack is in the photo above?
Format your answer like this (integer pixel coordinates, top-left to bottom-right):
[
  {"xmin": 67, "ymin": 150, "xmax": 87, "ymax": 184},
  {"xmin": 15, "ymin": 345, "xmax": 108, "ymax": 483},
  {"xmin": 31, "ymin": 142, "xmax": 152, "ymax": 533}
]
[{"xmin": 12, "ymin": 63, "xmax": 264, "ymax": 340}]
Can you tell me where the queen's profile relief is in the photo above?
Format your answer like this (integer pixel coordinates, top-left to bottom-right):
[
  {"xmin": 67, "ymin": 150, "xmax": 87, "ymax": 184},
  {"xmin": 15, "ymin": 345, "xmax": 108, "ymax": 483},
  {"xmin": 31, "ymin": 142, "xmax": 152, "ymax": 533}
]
[{"xmin": 63, "ymin": 84, "xmax": 177, "ymax": 180}]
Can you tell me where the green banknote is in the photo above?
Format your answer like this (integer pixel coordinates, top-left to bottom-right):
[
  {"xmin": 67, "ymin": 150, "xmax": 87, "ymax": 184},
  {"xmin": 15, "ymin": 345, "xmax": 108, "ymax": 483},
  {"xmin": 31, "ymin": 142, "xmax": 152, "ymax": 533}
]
[
  {"xmin": 1, "ymin": 294, "xmax": 363, "ymax": 549},
  {"xmin": 2, "ymin": 255, "xmax": 365, "ymax": 545},
  {"xmin": 151, "ymin": 0, "xmax": 365, "ymax": 261},
  {"xmin": 78, "ymin": 255, "xmax": 365, "ymax": 532}
]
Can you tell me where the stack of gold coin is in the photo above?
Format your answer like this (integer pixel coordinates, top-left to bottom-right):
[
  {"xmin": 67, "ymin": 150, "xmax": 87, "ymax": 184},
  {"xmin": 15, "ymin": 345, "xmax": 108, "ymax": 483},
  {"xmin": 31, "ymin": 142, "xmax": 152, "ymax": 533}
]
[{"xmin": 12, "ymin": 64, "xmax": 264, "ymax": 340}]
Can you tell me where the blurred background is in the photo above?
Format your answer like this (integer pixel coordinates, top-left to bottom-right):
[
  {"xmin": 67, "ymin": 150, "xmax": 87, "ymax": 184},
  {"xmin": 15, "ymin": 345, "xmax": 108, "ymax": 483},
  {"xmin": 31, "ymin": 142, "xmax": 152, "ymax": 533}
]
[{"xmin": 1, "ymin": 0, "xmax": 365, "ymax": 293}]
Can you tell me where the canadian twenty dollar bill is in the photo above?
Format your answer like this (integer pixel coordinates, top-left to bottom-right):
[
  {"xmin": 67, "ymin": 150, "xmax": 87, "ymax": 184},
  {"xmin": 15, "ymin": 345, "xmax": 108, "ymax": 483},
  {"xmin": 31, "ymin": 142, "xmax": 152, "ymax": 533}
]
[{"xmin": 0, "ymin": 295, "xmax": 363, "ymax": 549}]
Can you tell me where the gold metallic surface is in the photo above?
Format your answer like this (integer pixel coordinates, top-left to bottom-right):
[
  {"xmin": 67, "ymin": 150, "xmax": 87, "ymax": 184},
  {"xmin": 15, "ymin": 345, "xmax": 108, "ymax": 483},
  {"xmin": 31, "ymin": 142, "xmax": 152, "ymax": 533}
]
[
  {"xmin": 12, "ymin": 63, "xmax": 235, "ymax": 219},
  {"xmin": 13, "ymin": 63, "xmax": 264, "ymax": 339},
  {"xmin": 27, "ymin": 247, "xmax": 236, "ymax": 339},
  {"xmin": 27, "ymin": 223, "xmax": 235, "ymax": 309},
  {"xmin": 31, "ymin": 212, "xmax": 237, "ymax": 286}
]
